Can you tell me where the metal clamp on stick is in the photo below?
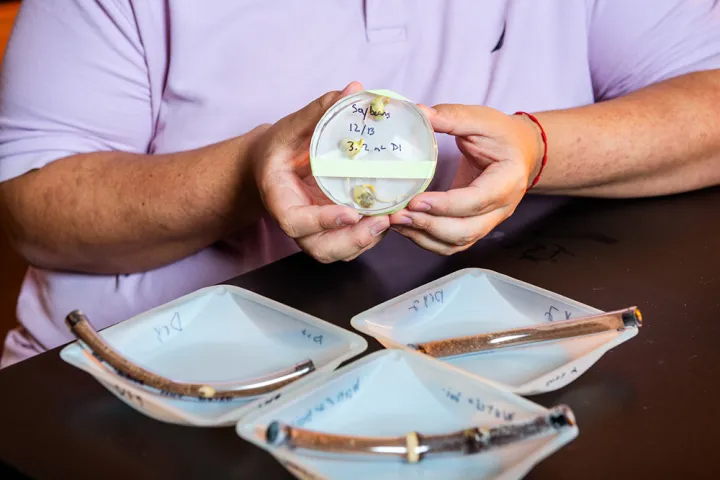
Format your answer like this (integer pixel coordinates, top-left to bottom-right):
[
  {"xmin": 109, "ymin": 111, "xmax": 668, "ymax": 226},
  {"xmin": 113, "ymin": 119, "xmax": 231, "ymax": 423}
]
[
  {"xmin": 65, "ymin": 310, "xmax": 315, "ymax": 401},
  {"xmin": 408, "ymin": 307, "xmax": 642, "ymax": 359},
  {"xmin": 265, "ymin": 405, "xmax": 576, "ymax": 463}
]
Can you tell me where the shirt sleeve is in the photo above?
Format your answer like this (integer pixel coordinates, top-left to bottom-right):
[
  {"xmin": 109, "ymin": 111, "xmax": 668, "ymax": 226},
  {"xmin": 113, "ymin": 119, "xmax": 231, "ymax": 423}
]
[
  {"xmin": 0, "ymin": 0, "xmax": 153, "ymax": 183},
  {"xmin": 588, "ymin": 0, "xmax": 720, "ymax": 101}
]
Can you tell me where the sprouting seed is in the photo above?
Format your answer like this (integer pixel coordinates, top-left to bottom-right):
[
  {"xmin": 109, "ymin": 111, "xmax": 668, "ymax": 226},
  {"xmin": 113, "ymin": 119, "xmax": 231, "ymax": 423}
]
[
  {"xmin": 353, "ymin": 184, "xmax": 377, "ymax": 209},
  {"xmin": 369, "ymin": 96, "xmax": 389, "ymax": 119}
]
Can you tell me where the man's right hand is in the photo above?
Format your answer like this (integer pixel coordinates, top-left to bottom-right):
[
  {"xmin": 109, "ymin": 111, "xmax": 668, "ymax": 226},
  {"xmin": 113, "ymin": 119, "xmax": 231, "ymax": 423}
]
[{"xmin": 252, "ymin": 82, "xmax": 390, "ymax": 263}]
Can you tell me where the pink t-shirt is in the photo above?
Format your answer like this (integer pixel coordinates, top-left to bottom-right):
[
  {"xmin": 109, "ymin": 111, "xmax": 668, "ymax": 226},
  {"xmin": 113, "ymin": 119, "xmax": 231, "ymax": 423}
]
[{"xmin": 1, "ymin": 0, "xmax": 720, "ymax": 367}]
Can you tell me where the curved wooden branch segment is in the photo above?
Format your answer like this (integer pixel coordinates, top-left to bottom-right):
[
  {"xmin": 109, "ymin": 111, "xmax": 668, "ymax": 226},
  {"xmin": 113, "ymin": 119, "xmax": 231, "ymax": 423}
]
[{"xmin": 65, "ymin": 310, "xmax": 315, "ymax": 401}]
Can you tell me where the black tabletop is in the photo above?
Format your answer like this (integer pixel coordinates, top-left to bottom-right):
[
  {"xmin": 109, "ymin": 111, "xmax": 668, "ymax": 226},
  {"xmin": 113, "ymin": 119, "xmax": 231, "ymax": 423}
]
[{"xmin": 1, "ymin": 187, "xmax": 719, "ymax": 480}]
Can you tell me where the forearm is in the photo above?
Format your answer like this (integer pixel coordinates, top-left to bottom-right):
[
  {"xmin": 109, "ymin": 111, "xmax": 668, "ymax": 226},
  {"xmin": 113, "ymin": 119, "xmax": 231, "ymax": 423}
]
[
  {"xmin": 0, "ymin": 131, "xmax": 264, "ymax": 274},
  {"xmin": 531, "ymin": 70, "xmax": 720, "ymax": 197}
]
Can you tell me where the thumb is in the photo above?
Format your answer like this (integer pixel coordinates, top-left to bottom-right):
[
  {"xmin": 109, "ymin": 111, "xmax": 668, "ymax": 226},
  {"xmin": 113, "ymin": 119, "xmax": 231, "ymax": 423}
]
[{"xmin": 424, "ymin": 104, "xmax": 506, "ymax": 137}]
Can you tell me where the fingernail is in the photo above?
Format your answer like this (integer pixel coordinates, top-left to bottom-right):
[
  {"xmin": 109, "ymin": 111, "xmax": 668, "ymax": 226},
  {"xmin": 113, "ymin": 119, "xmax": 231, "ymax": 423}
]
[
  {"xmin": 394, "ymin": 215, "xmax": 413, "ymax": 226},
  {"xmin": 411, "ymin": 201, "xmax": 431, "ymax": 212},
  {"xmin": 341, "ymin": 81, "xmax": 360, "ymax": 95},
  {"xmin": 418, "ymin": 104, "xmax": 437, "ymax": 116},
  {"xmin": 371, "ymin": 221, "xmax": 389, "ymax": 236}
]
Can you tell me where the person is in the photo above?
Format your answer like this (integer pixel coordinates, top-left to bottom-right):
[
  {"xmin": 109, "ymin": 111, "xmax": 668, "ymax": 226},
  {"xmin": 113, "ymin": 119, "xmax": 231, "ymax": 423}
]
[{"xmin": 1, "ymin": 0, "xmax": 719, "ymax": 368}]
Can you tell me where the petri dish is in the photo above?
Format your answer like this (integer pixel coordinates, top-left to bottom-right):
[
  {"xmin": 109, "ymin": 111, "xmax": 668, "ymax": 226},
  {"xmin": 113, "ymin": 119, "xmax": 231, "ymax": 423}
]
[{"xmin": 309, "ymin": 89, "xmax": 438, "ymax": 216}]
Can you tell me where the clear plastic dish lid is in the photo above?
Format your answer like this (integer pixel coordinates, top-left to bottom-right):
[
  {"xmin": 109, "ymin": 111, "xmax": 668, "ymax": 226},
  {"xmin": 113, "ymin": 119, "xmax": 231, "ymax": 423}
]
[
  {"xmin": 310, "ymin": 89, "xmax": 438, "ymax": 215},
  {"xmin": 59, "ymin": 285, "xmax": 368, "ymax": 427},
  {"xmin": 350, "ymin": 269, "xmax": 642, "ymax": 395},
  {"xmin": 237, "ymin": 349, "xmax": 578, "ymax": 480}
]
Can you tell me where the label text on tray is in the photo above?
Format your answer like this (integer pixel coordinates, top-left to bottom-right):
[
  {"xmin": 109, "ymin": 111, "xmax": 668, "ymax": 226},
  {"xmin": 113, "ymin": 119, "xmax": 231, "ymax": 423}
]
[
  {"xmin": 441, "ymin": 387, "xmax": 516, "ymax": 422},
  {"xmin": 294, "ymin": 377, "xmax": 361, "ymax": 427},
  {"xmin": 408, "ymin": 289, "xmax": 444, "ymax": 313},
  {"xmin": 257, "ymin": 393, "xmax": 283, "ymax": 410},
  {"xmin": 112, "ymin": 384, "xmax": 144, "ymax": 408},
  {"xmin": 544, "ymin": 366, "xmax": 579, "ymax": 388},
  {"xmin": 301, "ymin": 328, "xmax": 324, "ymax": 345},
  {"xmin": 544, "ymin": 305, "xmax": 573, "ymax": 321},
  {"xmin": 154, "ymin": 311, "xmax": 183, "ymax": 343}
]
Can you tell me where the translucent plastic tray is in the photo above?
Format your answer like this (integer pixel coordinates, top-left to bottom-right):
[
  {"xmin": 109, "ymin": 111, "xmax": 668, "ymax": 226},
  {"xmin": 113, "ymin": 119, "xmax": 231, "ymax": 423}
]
[
  {"xmin": 351, "ymin": 269, "xmax": 638, "ymax": 395},
  {"xmin": 236, "ymin": 349, "xmax": 578, "ymax": 480},
  {"xmin": 60, "ymin": 285, "xmax": 368, "ymax": 426}
]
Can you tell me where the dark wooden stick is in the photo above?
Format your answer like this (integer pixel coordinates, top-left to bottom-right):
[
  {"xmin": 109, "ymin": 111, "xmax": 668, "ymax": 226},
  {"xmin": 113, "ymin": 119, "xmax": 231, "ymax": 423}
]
[
  {"xmin": 408, "ymin": 307, "xmax": 642, "ymax": 358},
  {"xmin": 65, "ymin": 310, "xmax": 315, "ymax": 401},
  {"xmin": 265, "ymin": 405, "xmax": 575, "ymax": 463}
]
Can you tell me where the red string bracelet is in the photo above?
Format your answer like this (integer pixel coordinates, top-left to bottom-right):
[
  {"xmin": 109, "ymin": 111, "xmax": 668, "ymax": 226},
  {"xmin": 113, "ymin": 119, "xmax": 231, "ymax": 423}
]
[{"xmin": 514, "ymin": 111, "xmax": 547, "ymax": 189}]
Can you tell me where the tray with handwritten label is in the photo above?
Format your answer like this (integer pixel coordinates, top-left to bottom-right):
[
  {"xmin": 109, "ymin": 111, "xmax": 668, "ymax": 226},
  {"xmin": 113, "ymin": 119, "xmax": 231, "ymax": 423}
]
[
  {"xmin": 236, "ymin": 349, "xmax": 578, "ymax": 480},
  {"xmin": 350, "ymin": 268, "xmax": 640, "ymax": 396},
  {"xmin": 60, "ymin": 285, "xmax": 368, "ymax": 427}
]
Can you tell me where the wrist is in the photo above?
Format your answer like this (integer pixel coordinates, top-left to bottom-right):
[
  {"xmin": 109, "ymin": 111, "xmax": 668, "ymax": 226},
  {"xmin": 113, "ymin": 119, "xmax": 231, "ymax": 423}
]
[
  {"xmin": 513, "ymin": 112, "xmax": 547, "ymax": 189},
  {"xmin": 245, "ymin": 124, "xmax": 273, "ymax": 189},
  {"xmin": 230, "ymin": 126, "xmax": 271, "ymax": 232},
  {"xmin": 195, "ymin": 129, "xmax": 268, "ymax": 237}
]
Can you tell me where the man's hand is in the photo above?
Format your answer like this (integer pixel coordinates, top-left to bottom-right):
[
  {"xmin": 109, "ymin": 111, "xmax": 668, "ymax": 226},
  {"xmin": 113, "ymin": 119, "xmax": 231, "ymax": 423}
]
[
  {"xmin": 253, "ymin": 82, "xmax": 391, "ymax": 263},
  {"xmin": 389, "ymin": 105, "xmax": 544, "ymax": 255}
]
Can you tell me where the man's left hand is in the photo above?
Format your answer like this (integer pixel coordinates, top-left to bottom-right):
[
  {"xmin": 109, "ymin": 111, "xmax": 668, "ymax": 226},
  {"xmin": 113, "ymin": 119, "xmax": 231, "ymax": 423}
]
[{"xmin": 389, "ymin": 104, "xmax": 545, "ymax": 255}]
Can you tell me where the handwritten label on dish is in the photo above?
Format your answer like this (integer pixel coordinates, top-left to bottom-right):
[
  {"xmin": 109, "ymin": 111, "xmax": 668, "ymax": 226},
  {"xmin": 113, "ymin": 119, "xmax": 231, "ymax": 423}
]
[
  {"xmin": 294, "ymin": 378, "xmax": 361, "ymax": 427},
  {"xmin": 301, "ymin": 328, "xmax": 324, "ymax": 345},
  {"xmin": 544, "ymin": 305, "xmax": 572, "ymax": 322},
  {"xmin": 346, "ymin": 141, "xmax": 404, "ymax": 153},
  {"xmin": 349, "ymin": 123, "xmax": 375, "ymax": 136},
  {"xmin": 351, "ymin": 103, "xmax": 391, "ymax": 120},
  {"xmin": 408, "ymin": 289, "xmax": 444, "ymax": 313},
  {"xmin": 442, "ymin": 387, "xmax": 516, "ymax": 422},
  {"xmin": 154, "ymin": 312, "xmax": 183, "ymax": 344},
  {"xmin": 544, "ymin": 366, "xmax": 579, "ymax": 388}
]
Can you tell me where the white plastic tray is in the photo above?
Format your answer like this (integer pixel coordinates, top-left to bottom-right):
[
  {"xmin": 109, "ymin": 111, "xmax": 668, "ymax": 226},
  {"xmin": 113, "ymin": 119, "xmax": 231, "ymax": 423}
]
[
  {"xmin": 60, "ymin": 285, "xmax": 368, "ymax": 426},
  {"xmin": 236, "ymin": 349, "xmax": 578, "ymax": 480},
  {"xmin": 351, "ymin": 268, "xmax": 638, "ymax": 395}
]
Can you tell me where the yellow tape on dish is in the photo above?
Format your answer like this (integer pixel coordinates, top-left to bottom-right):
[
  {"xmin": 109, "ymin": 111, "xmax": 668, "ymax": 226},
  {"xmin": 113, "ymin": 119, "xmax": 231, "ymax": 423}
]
[{"xmin": 309, "ymin": 89, "xmax": 438, "ymax": 215}]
